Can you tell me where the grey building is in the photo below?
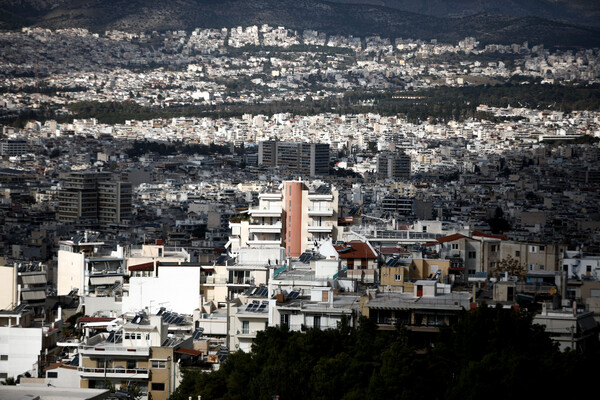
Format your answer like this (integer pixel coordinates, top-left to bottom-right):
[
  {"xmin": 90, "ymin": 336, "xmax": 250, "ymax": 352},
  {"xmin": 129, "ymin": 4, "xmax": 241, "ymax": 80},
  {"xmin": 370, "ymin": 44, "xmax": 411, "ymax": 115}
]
[
  {"xmin": 58, "ymin": 171, "xmax": 131, "ymax": 226},
  {"xmin": 258, "ymin": 140, "xmax": 329, "ymax": 177}
]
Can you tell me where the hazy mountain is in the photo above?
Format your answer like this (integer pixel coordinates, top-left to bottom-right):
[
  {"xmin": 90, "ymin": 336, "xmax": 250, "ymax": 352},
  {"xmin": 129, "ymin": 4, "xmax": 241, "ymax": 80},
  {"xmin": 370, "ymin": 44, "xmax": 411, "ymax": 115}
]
[
  {"xmin": 1, "ymin": 0, "xmax": 599, "ymax": 47},
  {"xmin": 328, "ymin": 0, "xmax": 600, "ymax": 27}
]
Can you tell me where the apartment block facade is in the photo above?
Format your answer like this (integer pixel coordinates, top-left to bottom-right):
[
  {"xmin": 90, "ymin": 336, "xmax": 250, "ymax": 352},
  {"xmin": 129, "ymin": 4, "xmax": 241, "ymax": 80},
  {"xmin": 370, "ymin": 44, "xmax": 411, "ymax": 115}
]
[
  {"xmin": 58, "ymin": 171, "xmax": 131, "ymax": 226},
  {"xmin": 258, "ymin": 140, "xmax": 329, "ymax": 177}
]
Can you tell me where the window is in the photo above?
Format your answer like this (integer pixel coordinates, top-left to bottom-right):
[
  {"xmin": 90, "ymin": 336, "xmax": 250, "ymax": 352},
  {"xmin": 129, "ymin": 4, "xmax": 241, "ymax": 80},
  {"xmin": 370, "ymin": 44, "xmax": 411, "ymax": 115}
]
[
  {"xmin": 451, "ymin": 243, "xmax": 459, "ymax": 250},
  {"xmin": 314, "ymin": 316, "xmax": 321, "ymax": 329},
  {"xmin": 127, "ymin": 360, "xmax": 136, "ymax": 369},
  {"xmin": 540, "ymin": 246, "xmax": 545, "ymax": 251},
  {"xmin": 280, "ymin": 313, "xmax": 289, "ymax": 326},
  {"xmin": 47, "ymin": 371, "xmax": 58, "ymax": 378},
  {"xmin": 563, "ymin": 264, "xmax": 569, "ymax": 272},
  {"xmin": 468, "ymin": 251, "xmax": 476, "ymax": 259},
  {"xmin": 124, "ymin": 333, "xmax": 131, "ymax": 339},
  {"xmin": 515, "ymin": 250, "xmax": 520, "ymax": 257},
  {"xmin": 151, "ymin": 360, "xmax": 166, "ymax": 369},
  {"xmin": 242, "ymin": 320, "xmax": 249, "ymax": 334},
  {"xmin": 394, "ymin": 274, "xmax": 402, "ymax": 281},
  {"xmin": 0, "ymin": 373, "xmax": 7, "ymax": 379},
  {"xmin": 151, "ymin": 383, "xmax": 165, "ymax": 391},
  {"xmin": 0, "ymin": 355, "xmax": 7, "ymax": 361},
  {"xmin": 136, "ymin": 333, "xmax": 142, "ymax": 340},
  {"xmin": 145, "ymin": 334, "xmax": 150, "ymax": 340},
  {"xmin": 422, "ymin": 226, "xmax": 427, "ymax": 232},
  {"xmin": 529, "ymin": 246, "xmax": 538, "ymax": 253},
  {"xmin": 491, "ymin": 245, "xmax": 499, "ymax": 252}
]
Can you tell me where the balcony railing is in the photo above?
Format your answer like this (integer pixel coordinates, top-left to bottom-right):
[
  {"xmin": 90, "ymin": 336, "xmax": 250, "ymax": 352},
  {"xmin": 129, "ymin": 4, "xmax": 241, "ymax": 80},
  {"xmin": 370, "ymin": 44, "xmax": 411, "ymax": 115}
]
[
  {"xmin": 249, "ymin": 222, "xmax": 282, "ymax": 233},
  {"xmin": 79, "ymin": 345, "xmax": 150, "ymax": 357},
  {"xmin": 248, "ymin": 207, "xmax": 282, "ymax": 217},
  {"xmin": 308, "ymin": 208, "xmax": 334, "ymax": 217},
  {"xmin": 78, "ymin": 367, "xmax": 149, "ymax": 379},
  {"xmin": 307, "ymin": 224, "xmax": 333, "ymax": 233}
]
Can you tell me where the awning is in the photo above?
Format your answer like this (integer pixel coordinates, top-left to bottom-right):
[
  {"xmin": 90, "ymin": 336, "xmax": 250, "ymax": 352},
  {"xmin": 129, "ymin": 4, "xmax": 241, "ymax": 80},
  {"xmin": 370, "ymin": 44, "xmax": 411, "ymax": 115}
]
[{"xmin": 175, "ymin": 348, "xmax": 202, "ymax": 357}]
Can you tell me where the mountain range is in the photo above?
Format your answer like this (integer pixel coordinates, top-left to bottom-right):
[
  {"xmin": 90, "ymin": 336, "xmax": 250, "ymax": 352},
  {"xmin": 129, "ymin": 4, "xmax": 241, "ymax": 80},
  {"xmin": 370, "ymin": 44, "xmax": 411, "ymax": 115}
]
[{"xmin": 1, "ymin": 0, "xmax": 599, "ymax": 47}]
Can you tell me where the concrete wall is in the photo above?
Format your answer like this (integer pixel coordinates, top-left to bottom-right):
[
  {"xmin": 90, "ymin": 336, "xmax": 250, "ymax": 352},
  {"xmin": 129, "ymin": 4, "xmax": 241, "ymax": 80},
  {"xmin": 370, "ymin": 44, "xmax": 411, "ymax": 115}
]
[
  {"xmin": 0, "ymin": 265, "xmax": 17, "ymax": 310},
  {"xmin": 0, "ymin": 326, "xmax": 42, "ymax": 379},
  {"xmin": 123, "ymin": 266, "xmax": 200, "ymax": 315},
  {"xmin": 57, "ymin": 250, "xmax": 84, "ymax": 296},
  {"xmin": 83, "ymin": 296, "xmax": 122, "ymax": 317},
  {"xmin": 45, "ymin": 366, "xmax": 81, "ymax": 388}
]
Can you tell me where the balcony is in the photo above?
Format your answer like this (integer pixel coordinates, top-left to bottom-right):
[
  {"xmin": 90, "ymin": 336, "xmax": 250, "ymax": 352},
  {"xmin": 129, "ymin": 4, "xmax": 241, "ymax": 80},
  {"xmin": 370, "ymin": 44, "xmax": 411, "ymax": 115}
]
[
  {"xmin": 227, "ymin": 279, "xmax": 254, "ymax": 287},
  {"xmin": 258, "ymin": 193, "xmax": 282, "ymax": 200},
  {"xmin": 79, "ymin": 345, "xmax": 150, "ymax": 357},
  {"xmin": 307, "ymin": 224, "xmax": 333, "ymax": 233},
  {"xmin": 249, "ymin": 222, "xmax": 282, "ymax": 234},
  {"xmin": 237, "ymin": 329, "xmax": 262, "ymax": 339},
  {"xmin": 78, "ymin": 367, "xmax": 149, "ymax": 379},
  {"xmin": 247, "ymin": 239, "xmax": 281, "ymax": 246},
  {"xmin": 248, "ymin": 207, "xmax": 282, "ymax": 218},
  {"xmin": 308, "ymin": 193, "xmax": 333, "ymax": 201},
  {"xmin": 202, "ymin": 276, "xmax": 228, "ymax": 285},
  {"xmin": 308, "ymin": 208, "xmax": 334, "ymax": 217}
]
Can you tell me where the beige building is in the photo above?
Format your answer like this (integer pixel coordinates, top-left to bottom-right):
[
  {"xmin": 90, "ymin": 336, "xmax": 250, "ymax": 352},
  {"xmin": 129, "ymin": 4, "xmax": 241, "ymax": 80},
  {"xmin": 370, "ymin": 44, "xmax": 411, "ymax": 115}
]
[
  {"xmin": 77, "ymin": 315, "xmax": 195, "ymax": 399},
  {"xmin": 480, "ymin": 239, "xmax": 565, "ymax": 275},
  {"xmin": 380, "ymin": 258, "xmax": 451, "ymax": 293}
]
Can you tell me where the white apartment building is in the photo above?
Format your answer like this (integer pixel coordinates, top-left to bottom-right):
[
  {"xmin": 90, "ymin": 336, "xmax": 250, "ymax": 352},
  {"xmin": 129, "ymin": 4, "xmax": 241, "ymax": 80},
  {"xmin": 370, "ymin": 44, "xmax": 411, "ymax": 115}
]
[{"xmin": 228, "ymin": 180, "xmax": 338, "ymax": 258}]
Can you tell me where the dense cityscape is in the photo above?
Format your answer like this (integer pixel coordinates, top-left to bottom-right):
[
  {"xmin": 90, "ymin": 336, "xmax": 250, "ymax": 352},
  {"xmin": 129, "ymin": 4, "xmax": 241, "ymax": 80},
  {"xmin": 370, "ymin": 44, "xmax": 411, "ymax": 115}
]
[{"xmin": 1, "ymin": 9, "xmax": 600, "ymax": 400}]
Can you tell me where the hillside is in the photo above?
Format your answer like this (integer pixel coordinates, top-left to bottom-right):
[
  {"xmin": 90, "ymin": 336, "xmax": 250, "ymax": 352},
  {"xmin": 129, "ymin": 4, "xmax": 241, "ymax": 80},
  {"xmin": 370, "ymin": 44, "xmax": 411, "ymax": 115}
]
[{"xmin": 1, "ymin": 0, "xmax": 599, "ymax": 47}]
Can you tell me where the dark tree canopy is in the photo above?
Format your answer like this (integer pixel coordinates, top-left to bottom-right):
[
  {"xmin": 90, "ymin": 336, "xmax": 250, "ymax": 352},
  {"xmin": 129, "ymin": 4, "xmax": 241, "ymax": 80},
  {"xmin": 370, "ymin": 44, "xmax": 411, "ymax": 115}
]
[{"xmin": 171, "ymin": 306, "xmax": 596, "ymax": 400}]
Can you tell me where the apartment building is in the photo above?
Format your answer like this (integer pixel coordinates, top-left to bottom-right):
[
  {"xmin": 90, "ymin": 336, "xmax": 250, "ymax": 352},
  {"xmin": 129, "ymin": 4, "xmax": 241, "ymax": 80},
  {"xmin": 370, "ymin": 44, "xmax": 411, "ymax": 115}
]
[
  {"xmin": 76, "ymin": 315, "xmax": 193, "ymax": 399},
  {"xmin": 258, "ymin": 140, "xmax": 329, "ymax": 177},
  {"xmin": 228, "ymin": 180, "xmax": 338, "ymax": 258},
  {"xmin": 57, "ymin": 171, "xmax": 131, "ymax": 227},
  {"xmin": 0, "ymin": 139, "xmax": 28, "ymax": 156},
  {"xmin": 56, "ymin": 234, "xmax": 125, "ymax": 297},
  {"xmin": 376, "ymin": 151, "xmax": 411, "ymax": 179}
]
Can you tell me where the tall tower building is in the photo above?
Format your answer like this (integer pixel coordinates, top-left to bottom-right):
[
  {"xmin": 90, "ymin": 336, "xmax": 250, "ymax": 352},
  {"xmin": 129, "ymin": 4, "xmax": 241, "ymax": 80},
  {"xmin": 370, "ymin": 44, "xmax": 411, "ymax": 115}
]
[
  {"xmin": 377, "ymin": 151, "xmax": 411, "ymax": 179},
  {"xmin": 228, "ymin": 180, "xmax": 338, "ymax": 258},
  {"xmin": 58, "ymin": 172, "xmax": 131, "ymax": 227}
]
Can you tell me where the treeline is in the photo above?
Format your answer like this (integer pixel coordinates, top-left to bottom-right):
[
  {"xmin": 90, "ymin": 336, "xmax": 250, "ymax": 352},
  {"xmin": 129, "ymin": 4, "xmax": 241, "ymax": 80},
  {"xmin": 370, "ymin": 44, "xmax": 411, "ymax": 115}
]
[
  {"xmin": 171, "ymin": 306, "xmax": 596, "ymax": 400},
  {"xmin": 3, "ymin": 82, "xmax": 599, "ymax": 127},
  {"xmin": 0, "ymin": 84, "xmax": 88, "ymax": 94},
  {"xmin": 125, "ymin": 140, "xmax": 230, "ymax": 158}
]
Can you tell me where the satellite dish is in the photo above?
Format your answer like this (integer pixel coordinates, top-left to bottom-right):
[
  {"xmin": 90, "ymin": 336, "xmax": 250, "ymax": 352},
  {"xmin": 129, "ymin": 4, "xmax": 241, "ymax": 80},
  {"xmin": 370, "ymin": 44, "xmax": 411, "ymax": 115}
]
[{"xmin": 106, "ymin": 324, "xmax": 114, "ymax": 332}]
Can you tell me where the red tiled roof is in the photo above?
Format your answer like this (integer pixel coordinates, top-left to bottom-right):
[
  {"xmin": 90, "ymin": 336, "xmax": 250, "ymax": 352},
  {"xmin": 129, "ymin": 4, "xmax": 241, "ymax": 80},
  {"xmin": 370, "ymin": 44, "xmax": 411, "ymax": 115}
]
[
  {"xmin": 175, "ymin": 348, "xmax": 202, "ymax": 356},
  {"xmin": 334, "ymin": 241, "xmax": 377, "ymax": 259},
  {"xmin": 473, "ymin": 231, "xmax": 508, "ymax": 240},
  {"xmin": 128, "ymin": 262, "xmax": 154, "ymax": 271},
  {"xmin": 423, "ymin": 233, "xmax": 469, "ymax": 246}
]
